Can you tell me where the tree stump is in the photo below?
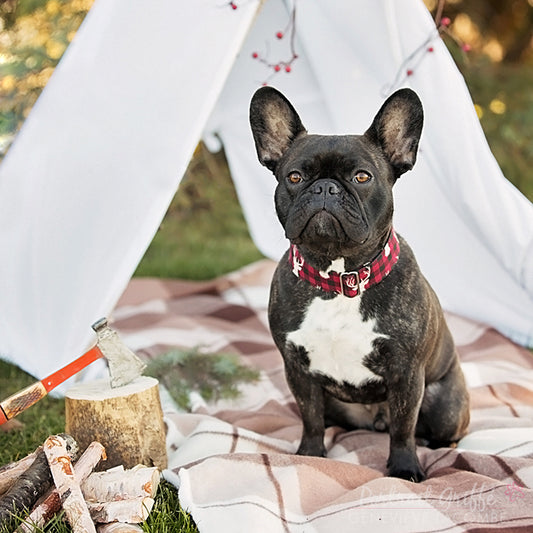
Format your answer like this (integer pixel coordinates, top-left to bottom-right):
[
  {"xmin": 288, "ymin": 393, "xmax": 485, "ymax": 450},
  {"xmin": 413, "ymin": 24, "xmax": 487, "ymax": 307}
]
[{"xmin": 65, "ymin": 377, "xmax": 167, "ymax": 470}]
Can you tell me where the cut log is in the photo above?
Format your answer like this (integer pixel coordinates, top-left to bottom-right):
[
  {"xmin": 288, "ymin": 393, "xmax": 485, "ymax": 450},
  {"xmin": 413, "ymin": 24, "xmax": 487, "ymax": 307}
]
[
  {"xmin": 43, "ymin": 434, "xmax": 95, "ymax": 533},
  {"xmin": 65, "ymin": 377, "xmax": 167, "ymax": 470},
  {"xmin": 87, "ymin": 497, "xmax": 154, "ymax": 523},
  {"xmin": 82, "ymin": 465, "xmax": 160, "ymax": 502},
  {"xmin": 0, "ymin": 435, "xmax": 77, "ymax": 530},
  {"xmin": 0, "ymin": 449, "xmax": 40, "ymax": 496},
  {"xmin": 0, "ymin": 449, "xmax": 52, "ymax": 529},
  {"xmin": 19, "ymin": 441, "xmax": 106, "ymax": 532},
  {"xmin": 97, "ymin": 523, "xmax": 143, "ymax": 533}
]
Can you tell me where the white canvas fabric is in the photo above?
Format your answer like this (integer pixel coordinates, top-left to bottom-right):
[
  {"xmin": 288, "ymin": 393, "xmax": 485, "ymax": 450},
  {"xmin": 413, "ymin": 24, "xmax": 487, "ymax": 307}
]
[
  {"xmin": 206, "ymin": 0, "xmax": 533, "ymax": 345},
  {"xmin": 0, "ymin": 0, "xmax": 261, "ymax": 382},
  {"xmin": 0, "ymin": 0, "xmax": 531, "ymax": 385}
]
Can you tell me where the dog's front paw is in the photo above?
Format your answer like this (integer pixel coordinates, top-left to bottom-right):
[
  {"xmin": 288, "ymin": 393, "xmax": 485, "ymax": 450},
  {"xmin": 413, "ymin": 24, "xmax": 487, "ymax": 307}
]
[
  {"xmin": 387, "ymin": 448, "xmax": 426, "ymax": 482},
  {"xmin": 296, "ymin": 437, "xmax": 327, "ymax": 458}
]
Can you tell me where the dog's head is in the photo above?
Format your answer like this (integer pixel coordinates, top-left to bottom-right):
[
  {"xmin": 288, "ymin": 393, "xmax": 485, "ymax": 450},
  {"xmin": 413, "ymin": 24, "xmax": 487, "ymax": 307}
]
[{"xmin": 249, "ymin": 87, "xmax": 423, "ymax": 261}]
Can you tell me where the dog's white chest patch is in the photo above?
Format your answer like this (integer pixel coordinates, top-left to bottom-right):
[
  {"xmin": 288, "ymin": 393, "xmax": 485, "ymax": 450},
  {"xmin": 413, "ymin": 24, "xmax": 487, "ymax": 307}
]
[{"xmin": 286, "ymin": 296, "xmax": 384, "ymax": 386}]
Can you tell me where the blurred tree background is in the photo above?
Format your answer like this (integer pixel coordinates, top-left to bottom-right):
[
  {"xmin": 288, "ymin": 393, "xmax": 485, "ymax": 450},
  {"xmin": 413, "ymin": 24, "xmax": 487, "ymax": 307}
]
[
  {"xmin": 424, "ymin": 0, "xmax": 533, "ymax": 199},
  {"xmin": 0, "ymin": 0, "xmax": 532, "ymax": 276},
  {"xmin": 0, "ymin": 0, "xmax": 92, "ymax": 154}
]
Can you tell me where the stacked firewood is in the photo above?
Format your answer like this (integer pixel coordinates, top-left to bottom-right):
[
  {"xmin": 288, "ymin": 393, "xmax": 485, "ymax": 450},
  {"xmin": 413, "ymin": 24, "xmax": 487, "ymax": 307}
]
[{"xmin": 0, "ymin": 434, "xmax": 160, "ymax": 532}]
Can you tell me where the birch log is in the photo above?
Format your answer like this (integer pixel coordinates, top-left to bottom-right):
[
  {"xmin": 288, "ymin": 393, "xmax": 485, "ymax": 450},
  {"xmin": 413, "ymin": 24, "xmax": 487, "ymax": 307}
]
[
  {"xmin": 43, "ymin": 434, "xmax": 95, "ymax": 533},
  {"xmin": 82, "ymin": 465, "xmax": 160, "ymax": 502},
  {"xmin": 19, "ymin": 441, "xmax": 106, "ymax": 532},
  {"xmin": 65, "ymin": 377, "xmax": 167, "ymax": 470},
  {"xmin": 97, "ymin": 524, "xmax": 143, "ymax": 533},
  {"xmin": 87, "ymin": 497, "xmax": 154, "ymax": 523}
]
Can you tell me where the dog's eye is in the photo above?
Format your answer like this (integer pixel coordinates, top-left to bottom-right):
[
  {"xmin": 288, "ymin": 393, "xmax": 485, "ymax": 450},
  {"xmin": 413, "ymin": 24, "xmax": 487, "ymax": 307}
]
[
  {"xmin": 288, "ymin": 172, "xmax": 303, "ymax": 184},
  {"xmin": 353, "ymin": 171, "xmax": 372, "ymax": 184}
]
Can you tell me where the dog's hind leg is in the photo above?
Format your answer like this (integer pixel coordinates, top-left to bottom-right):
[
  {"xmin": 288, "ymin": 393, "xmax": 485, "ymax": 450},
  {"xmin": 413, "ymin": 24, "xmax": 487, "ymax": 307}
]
[{"xmin": 417, "ymin": 357, "xmax": 470, "ymax": 448}]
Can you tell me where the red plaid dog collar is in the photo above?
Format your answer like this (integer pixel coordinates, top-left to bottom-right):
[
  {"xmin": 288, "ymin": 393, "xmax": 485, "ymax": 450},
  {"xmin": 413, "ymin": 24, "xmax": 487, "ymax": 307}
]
[{"xmin": 289, "ymin": 230, "xmax": 400, "ymax": 297}]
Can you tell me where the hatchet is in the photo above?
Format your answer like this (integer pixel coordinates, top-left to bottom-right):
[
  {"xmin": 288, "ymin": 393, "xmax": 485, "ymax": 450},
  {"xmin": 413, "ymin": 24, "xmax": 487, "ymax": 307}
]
[{"xmin": 0, "ymin": 318, "xmax": 146, "ymax": 425}]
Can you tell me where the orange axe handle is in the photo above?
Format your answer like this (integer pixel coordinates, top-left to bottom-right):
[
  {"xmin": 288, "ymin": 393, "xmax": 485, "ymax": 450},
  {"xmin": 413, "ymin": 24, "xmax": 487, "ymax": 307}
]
[{"xmin": 0, "ymin": 345, "xmax": 103, "ymax": 425}]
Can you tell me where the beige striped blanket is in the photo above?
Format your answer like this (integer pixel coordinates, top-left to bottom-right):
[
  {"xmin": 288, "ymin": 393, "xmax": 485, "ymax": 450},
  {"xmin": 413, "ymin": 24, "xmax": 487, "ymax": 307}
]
[{"xmin": 113, "ymin": 260, "xmax": 533, "ymax": 533}]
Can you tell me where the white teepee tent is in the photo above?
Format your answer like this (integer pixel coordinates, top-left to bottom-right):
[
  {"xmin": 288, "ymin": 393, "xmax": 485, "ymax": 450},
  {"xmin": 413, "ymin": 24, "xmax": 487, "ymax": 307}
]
[{"xmin": 0, "ymin": 0, "xmax": 532, "ymax": 387}]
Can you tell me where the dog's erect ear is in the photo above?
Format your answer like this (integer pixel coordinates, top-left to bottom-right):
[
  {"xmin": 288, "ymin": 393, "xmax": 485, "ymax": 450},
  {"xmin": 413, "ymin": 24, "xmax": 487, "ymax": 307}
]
[
  {"xmin": 365, "ymin": 88, "xmax": 423, "ymax": 178},
  {"xmin": 249, "ymin": 87, "xmax": 307, "ymax": 172}
]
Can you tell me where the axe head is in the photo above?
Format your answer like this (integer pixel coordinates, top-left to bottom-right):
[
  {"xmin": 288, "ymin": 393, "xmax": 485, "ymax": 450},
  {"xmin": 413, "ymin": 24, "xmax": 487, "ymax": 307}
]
[{"xmin": 92, "ymin": 318, "xmax": 146, "ymax": 388}]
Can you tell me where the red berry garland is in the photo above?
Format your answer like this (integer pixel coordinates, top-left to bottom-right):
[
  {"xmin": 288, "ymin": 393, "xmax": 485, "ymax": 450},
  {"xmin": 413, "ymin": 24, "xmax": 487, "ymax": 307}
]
[
  {"xmin": 243, "ymin": 3, "xmax": 298, "ymax": 84},
  {"xmin": 381, "ymin": 11, "xmax": 471, "ymax": 95},
  {"xmin": 231, "ymin": 1, "xmax": 469, "ymax": 90}
]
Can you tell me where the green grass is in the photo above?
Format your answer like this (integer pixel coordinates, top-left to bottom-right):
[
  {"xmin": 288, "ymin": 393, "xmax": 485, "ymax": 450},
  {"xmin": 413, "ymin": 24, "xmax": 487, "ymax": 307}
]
[
  {"xmin": 134, "ymin": 143, "xmax": 264, "ymax": 280},
  {"xmin": 1, "ymin": 508, "xmax": 71, "ymax": 533},
  {"xmin": 142, "ymin": 481, "xmax": 198, "ymax": 533},
  {"xmin": 0, "ymin": 360, "xmax": 65, "ymax": 466}
]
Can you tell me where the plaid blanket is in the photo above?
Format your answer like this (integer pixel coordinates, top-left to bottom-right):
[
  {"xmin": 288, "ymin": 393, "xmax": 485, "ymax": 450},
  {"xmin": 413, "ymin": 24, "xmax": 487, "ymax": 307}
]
[{"xmin": 112, "ymin": 260, "xmax": 533, "ymax": 533}]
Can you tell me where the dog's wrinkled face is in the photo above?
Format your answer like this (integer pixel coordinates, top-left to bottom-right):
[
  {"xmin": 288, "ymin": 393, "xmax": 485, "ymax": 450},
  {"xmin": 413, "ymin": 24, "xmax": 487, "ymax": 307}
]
[
  {"xmin": 273, "ymin": 134, "xmax": 395, "ymax": 258},
  {"xmin": 250, "ymin": 87, "xmax": 423, "ymax": 260}
]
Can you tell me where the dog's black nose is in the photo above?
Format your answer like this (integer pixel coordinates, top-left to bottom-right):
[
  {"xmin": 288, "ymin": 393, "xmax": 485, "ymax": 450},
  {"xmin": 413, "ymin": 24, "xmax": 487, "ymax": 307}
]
[{"xmin": 312, "ymin": 179, "xmax": 341, "ymax": 196}]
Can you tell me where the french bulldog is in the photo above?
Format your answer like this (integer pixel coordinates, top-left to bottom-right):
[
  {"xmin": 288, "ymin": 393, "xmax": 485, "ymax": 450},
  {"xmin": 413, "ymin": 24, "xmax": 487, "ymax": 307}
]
[{"xmin": 249, "ymin": 86, "xmax": 470, "ymax": 482}]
